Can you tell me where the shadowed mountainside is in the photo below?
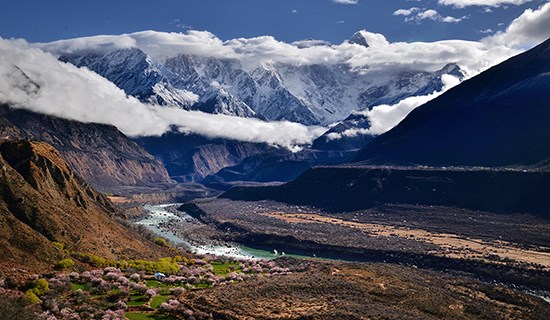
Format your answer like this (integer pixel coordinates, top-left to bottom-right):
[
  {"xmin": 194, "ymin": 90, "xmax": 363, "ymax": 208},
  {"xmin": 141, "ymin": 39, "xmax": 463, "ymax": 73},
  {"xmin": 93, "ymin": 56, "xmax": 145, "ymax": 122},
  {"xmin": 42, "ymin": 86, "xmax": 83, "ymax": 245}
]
[
  {"xmin": 222, "ymin": 166, "xmax": 550, "ymax": 217},
  {"xmin": 354, "ymin": 37, "xmax": 550, "ymax": 167}
]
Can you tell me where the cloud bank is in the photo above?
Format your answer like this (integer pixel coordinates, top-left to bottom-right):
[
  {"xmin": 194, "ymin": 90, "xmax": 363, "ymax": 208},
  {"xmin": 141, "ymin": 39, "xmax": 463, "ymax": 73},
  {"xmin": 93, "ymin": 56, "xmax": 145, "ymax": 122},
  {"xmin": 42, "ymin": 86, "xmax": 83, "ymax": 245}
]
[
  {"xmin": 0, "ymin": 2, "xmax": 548, "ymax": 149},
  {"xmin": 486, "ymin": 2, "xmax": 550, "ymax": 48},
  {"xmin": 0, "ymin": 38, "xmax": 324, "ymax": 151}
]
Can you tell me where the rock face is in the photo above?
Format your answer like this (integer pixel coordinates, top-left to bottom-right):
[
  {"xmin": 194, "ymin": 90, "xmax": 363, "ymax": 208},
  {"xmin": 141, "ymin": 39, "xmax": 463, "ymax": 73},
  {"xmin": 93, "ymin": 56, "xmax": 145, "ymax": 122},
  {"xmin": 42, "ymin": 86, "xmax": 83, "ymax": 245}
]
[
  {"xmin": 0, "ymin": 104, "xmax": 173, "ymax": 191},
  {"xmin": 136, "ymin": 132, "xmax": 272, "ymax": 182},
  {"xmin": 354, "ymin": 37, "xmax": 550, "ymax": 167},
  {"xmin": 0, "ymin": 140, "xmax": 168, "ymax": 270}
]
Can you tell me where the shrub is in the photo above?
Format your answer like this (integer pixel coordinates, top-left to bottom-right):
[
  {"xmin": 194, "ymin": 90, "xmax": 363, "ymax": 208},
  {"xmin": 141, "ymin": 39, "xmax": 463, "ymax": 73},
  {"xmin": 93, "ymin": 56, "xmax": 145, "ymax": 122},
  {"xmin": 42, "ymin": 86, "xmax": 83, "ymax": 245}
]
[
  {"xmin": 154, "ymin": 237, "xmax": 169, "ymax": 247},
  {"xmin": 55, "ymin": 258, "xmax": 75, "ymax": 270},
  {"xmin": 24, "ymin": 290, "xmax": 41, "ymax": 304},
  {"xmin": 31, "ymin": 279, "xmax": 50, "ymax": 296},
  {"xmin": 52, "ymin": 242, "xmax": 65, "ymax": 251}
]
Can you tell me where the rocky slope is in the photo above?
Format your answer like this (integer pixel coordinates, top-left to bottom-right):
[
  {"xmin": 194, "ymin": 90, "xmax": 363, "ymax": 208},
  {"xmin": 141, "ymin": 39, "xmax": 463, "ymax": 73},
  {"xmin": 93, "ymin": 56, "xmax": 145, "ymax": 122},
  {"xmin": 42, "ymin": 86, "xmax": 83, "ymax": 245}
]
[
  {"xmin": 354, "ymin": 37, "xmax": 550, "ymax": 167},
  {"xmin": 0, "ymin": 140, "xmax": 170, "ymax": 270},
  {"xmin": 0, "ymin": 104, "xmax": 173, "ymax": 191},
  {"xmin": 203, "ymin": 148, "xmax": 354, "ymax": 188}
]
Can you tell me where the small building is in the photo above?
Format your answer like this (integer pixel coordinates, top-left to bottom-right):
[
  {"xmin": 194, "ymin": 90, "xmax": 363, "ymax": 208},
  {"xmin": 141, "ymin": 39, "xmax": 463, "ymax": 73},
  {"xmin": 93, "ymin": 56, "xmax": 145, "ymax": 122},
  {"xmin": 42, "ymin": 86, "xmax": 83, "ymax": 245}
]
[{"xmin": 154, "ymin": 272, "xmax": 166, "ymax": 280}]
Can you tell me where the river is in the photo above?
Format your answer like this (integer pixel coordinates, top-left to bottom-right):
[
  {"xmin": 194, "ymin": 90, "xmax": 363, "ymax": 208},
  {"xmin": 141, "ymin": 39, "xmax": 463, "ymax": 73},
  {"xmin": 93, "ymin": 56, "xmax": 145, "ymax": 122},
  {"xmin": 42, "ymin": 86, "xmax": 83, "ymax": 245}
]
[{"xmin": 136, "ymin": 203, "xmax": 307, "ymax": 260}]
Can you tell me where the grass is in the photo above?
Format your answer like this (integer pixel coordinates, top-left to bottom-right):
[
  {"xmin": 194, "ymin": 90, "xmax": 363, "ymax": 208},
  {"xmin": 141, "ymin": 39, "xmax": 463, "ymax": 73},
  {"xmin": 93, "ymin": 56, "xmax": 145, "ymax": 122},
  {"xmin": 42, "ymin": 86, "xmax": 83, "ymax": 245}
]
[
  {"xmin": 70, "ymin": 282, "xmax": 87, "ymax": 291},
  {"xmin": 150, "ymin": 295, "xmax": 172, "ymax": 309},
  {"xmin": 193, "ymin": 283, "xmax": 210, "ymax": 289},
  {"xmin": 211, "ymin": 261, "xmax": 241, "ymax": 276},
  {"xmin": 125, "ymin": 313, "xmax": 176, "ymax": 320},
  {"xmin": 146, "ymin": 280, "xmax": 171, "ymax": 288},
  {"xmin": 127, "ymin": 295, "xmax": 149, "ymax": 306}
]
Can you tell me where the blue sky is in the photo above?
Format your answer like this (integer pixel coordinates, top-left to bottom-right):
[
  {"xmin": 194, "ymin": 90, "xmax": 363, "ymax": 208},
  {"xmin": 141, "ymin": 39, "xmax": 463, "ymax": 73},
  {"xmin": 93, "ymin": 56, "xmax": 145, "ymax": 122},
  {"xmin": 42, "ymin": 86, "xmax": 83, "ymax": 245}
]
[{"xmin": 0, "ymin": 0, "xmax": 547, "ymax": 43}]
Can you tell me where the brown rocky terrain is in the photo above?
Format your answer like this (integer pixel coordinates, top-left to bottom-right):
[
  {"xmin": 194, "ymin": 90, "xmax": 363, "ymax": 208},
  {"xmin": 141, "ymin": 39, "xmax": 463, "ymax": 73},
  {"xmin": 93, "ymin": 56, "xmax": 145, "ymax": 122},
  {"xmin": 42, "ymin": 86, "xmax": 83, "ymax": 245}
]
[
  {"xmin": 181, "ymin": 258, "xmax": 550, "ymax": 320},
  {"xmin": 0, "ymin": 140, "xmax": 170, "ymax": 271},
  {"xmin": 0, "ymin": 104, "xmax": 173, "ymax": 192}
]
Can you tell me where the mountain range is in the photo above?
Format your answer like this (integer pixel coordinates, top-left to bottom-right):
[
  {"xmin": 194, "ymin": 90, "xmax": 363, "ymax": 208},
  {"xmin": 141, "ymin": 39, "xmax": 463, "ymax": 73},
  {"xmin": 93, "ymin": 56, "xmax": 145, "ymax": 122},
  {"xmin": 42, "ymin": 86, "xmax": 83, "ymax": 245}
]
[
  {"xmin": 222, "ymin": 37, "xmax": 550, "ymax": 214},
  {"xmin": 55, "ymin": 31, "xmax": 462, "ymax": 127},
  {"xmin": 41, "ymin": 31, "xmax": 466, "ymax": 183}
]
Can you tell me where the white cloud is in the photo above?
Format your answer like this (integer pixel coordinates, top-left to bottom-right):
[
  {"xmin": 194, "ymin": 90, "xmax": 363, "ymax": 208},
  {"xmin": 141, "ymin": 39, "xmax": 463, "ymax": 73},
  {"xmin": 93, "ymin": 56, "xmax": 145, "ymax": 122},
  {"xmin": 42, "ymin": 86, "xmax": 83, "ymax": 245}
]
[
  {"xmin": 485, "ymin": 2, "xmax": 550, "ymax": 48},
  {"xmin": 39, "ymin": 29, "xmax": 517, "ymax": 77},
  {"xmin": 0, "ymin": 38, "xmax": 324, "ymax": 151},
  {"xmin": 417, "ymin": 9, "xmax": 440, "ymax": 20},
  {"xmin": 331, "ymin": 0, "xmax": 358, "ymax": 4},
  {"xmin": 401, "ymin": 9, "xmax": 468, "ymax": 23},
  {"xmin": 479, "ymin": 28, "xmax": 495, "ymax": 34},
  {"xmin": 441, "ymin": 16, "xmax": 466, "ymax": 23},
  {"xmin": 393, "ymin": 7, "xmax": 420, "ymax": 16},
  {"xmin": 438, "ymin": 0, "xmax": 532, "ymax": 8}
]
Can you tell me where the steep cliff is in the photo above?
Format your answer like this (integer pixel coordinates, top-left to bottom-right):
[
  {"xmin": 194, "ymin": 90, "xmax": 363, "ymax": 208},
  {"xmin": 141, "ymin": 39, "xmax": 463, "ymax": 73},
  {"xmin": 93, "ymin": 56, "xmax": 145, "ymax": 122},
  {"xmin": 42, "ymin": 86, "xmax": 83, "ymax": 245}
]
[{"xmin": 0, "ymin": 140, "xmax": 169, "ymax": 270}]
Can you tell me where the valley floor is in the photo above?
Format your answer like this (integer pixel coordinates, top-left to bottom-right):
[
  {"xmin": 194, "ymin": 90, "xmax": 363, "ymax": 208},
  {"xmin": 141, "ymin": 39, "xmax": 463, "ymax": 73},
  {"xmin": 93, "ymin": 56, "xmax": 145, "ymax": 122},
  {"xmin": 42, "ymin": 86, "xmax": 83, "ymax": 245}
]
[{"xmin": 178, "ymin": 199, "xmax": 550, "ymax": 293}]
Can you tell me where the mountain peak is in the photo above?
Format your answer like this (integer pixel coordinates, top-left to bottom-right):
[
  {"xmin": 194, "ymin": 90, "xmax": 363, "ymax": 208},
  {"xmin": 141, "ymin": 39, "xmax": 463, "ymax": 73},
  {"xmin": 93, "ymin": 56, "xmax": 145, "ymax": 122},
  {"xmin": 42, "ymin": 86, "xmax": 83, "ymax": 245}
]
[
  {"xmin": 349, "ymin": 31, "xmax": 370, "ymax": 48},
  {"xmin": 348, "ymin": 31, "xmax": 389, "ymax": 48}
]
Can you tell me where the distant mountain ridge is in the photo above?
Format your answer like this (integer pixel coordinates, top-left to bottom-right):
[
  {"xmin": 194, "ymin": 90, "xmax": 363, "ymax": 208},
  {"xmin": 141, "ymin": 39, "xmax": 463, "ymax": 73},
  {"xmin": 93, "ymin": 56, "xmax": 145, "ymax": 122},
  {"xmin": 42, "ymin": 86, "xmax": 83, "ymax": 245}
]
[
  {"xmin": 353, "ymin": 37, "xmax": 550, "ymax": 167},
  {"xmin": 49, "ymin": 32, "xmax": 466, "ymax": 183},
  {"xmin": 0, "ymin": 104, "xmax": 173, "ymax": 191}
]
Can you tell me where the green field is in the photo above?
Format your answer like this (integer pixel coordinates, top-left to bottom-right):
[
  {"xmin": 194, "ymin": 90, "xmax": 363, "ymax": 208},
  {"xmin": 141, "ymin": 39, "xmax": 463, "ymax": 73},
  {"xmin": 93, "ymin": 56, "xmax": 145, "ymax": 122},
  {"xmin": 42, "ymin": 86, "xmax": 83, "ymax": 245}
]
[
  {"xmin": 127, "ymin": 294, "xmax": 149, "ymax": 306},
  {"xmin": 211, "ymin": 261, "xmax": 241, "ymax": 276},
  {"xmin": 146, "ymin": 280, "xmax": 165, "ymax": 288},
  {"xmin": 70, "ymin": 282, "xmax": 87, "ymax": 291},
  {"xmin": 150, "ymin": 295, "xmax": 172, "ymax": 308},
  {"xmin": 125, "ymin": 313, "xmax": 175, "ymax": 320}
]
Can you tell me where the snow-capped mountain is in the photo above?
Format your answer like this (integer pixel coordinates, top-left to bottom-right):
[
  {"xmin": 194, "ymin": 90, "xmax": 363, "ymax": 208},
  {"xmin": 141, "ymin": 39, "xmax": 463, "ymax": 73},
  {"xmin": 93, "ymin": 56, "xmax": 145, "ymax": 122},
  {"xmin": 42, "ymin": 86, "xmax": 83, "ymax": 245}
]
[
  {"xmin": 312, "ymin": 63, "xmax": 465, "ymax": 150},
  {"xmin": 54, "ymin": 31, "xmax": 465, "ymax": 126}
]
